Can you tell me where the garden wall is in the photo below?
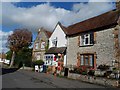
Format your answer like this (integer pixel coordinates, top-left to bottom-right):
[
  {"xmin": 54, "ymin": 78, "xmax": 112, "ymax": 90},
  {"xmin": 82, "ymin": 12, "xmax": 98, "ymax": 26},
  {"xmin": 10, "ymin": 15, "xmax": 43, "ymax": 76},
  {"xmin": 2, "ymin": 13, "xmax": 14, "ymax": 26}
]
[{"xmin": 68, "ymin": 73, "xmax": 119, "ymax": 87}]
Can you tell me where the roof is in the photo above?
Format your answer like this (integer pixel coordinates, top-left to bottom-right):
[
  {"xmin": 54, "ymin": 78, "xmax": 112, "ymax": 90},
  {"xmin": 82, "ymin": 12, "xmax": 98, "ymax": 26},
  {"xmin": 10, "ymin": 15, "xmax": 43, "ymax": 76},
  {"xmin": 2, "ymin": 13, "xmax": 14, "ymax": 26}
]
[
  {"xmin": 38, "ymin": 28, "xmax": 52, "ymax": 38},
  {"xmin": 48, "ymin": 22, "xmax": 67, "ymax": 38},
  {"xmin": 65, "ymin": 10, "xmax": 119, "ymax": 36},
  {"xmin": 58, "ymin": 22, "xmax": 67, "ymax": 34},
  {"xmin": 44, "ymin": 30, "xmax": 52, "ymax": 38},
  {"xmin": 45, "ymin": 47, "xmax": 66, "ymax": 54}
]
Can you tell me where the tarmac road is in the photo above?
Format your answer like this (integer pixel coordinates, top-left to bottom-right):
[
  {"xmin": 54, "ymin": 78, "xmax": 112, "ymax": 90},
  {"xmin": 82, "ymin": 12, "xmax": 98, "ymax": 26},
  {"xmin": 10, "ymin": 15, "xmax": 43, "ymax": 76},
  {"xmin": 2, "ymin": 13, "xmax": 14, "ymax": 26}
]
[{"xmin": 2, "ymin": 68, "xmax": 107, "ymax": 88}]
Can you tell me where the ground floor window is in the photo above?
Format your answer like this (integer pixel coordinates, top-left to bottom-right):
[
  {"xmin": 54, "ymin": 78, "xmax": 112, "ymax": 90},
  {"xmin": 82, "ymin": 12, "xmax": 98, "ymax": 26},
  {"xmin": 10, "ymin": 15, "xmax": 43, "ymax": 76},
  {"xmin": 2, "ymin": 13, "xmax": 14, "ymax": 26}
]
[{"xmin": 80, "ymin": 54, "xmax": 94, "ymax": 67}]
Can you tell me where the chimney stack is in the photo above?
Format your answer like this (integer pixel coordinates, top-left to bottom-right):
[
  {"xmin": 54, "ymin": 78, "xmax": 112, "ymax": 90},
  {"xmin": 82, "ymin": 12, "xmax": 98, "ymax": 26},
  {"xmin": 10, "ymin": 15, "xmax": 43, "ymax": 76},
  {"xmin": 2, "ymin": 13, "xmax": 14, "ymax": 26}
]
[
  {"xmin": 116, "ymin": 0, "xmax": 120, "ymax": 25},
  {"xmin": 116, "ymin": 0, "xmax": 120, "ymax": 10}
]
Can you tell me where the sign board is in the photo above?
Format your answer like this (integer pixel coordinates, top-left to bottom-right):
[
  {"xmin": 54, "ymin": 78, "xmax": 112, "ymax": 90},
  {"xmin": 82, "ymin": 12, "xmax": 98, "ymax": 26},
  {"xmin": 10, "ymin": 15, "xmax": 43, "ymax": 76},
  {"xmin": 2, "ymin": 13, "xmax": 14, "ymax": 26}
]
[{"xmin": 35, "ymin": 65, "xmax": 39, "ymax": 72}]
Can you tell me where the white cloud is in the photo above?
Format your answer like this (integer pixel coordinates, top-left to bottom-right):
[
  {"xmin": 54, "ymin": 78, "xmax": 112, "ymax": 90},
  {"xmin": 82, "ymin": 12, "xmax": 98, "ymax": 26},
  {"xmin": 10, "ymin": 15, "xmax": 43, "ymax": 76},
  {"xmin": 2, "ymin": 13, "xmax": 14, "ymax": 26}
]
[
  {"xmin": 2, "ymin": 2, "xmax": 115, "ymax": 32},
  {"xmin": 0, "ymin": 30, "xmax": 13, "ymax": 53},
  {"xmin": 64, "ymin": 2, "xmax": 116, "ymax": 25},
  {"xmin": 1, "ymin": 0, "xmax": 116, "ymax": 2},
  {"xmin": 89, "ymin": 0, "xmax": 116, "ymax": 2},
  {"xmin": 1, "ymin": 2, "xmax": 116, "ymax": 53},
  {"xmin": 2, "ymin": 3, "xmax": 70, "ymax": 32},
  {"xmin": 1, "ymin": 0, "xmax": 22, "ymax": 2},
  {"xmin": 0, "ymin": 30, "xmax": 13, "ymax": 37}
]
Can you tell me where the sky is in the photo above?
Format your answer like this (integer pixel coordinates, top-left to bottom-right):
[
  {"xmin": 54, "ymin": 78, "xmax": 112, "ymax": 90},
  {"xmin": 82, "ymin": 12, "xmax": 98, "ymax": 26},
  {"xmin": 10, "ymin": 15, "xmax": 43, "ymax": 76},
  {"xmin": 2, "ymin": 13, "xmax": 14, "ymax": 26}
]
[{"xmin": 0, "ymin": 0, "xmax": 116, "ymax": 53}]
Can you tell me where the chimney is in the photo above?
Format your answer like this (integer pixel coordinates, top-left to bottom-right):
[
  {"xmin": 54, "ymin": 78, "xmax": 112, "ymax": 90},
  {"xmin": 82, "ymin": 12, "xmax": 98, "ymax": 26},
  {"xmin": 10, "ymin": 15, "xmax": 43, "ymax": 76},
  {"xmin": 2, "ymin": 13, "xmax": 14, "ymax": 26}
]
[
  {"xmin": 116, "ymin": 0, "xmax": 120, "ymax": 25},
  {"xmin": 116, "ymin": 0, "xmax": 120, "ymax": 10}
]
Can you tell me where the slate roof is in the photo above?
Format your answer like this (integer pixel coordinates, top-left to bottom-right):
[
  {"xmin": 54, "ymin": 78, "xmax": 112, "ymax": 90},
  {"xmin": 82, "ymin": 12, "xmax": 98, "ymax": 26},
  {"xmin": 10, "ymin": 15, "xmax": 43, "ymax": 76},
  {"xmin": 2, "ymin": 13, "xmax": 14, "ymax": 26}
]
[
  {"xmin": 45, "ymin": 47, "xmax": 66, "ymax": 54},
  {"xmin": 65, "ymin": 10, "xmax": 120, "ymax": 36}
]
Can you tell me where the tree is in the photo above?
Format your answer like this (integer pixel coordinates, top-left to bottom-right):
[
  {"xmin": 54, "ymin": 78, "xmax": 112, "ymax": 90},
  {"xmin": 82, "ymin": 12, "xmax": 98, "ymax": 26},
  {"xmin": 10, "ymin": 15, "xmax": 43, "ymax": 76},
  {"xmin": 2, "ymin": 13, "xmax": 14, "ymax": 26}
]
[
  {"xmin": 14, "ymin": 48, "xmax": 33, "ymax": 67},
  {"xmin": 6, "ymin": 50, "xmax": 12, "ymax": 60},
  {"xmin": 7, "ymin": 29, "xmax": 32, "ymax": 68}
]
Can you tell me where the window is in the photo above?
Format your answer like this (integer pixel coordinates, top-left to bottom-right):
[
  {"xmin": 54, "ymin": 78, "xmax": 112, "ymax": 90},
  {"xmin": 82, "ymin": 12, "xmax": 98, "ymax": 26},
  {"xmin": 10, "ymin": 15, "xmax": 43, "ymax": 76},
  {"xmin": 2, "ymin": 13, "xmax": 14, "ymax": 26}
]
[
  {"xmin": 52, "ymin": 37, "xmax": 57, "ymax": 47},
  {"xmin": 80, "ymin": 33, "xmax": 94, "ymax": 46},
  {"xmin": 45, "ymin": 55, "xmax": 54, "ymax": 65},
  {"xmin": 80, "ymin": 54, "xmax": 94, "ymax": 67},
  {"xmin": 35, "ymin": 43, "xmax": 39, "ymax": 49},
  {"xmin": 41, "ymin": 42, "xmax": 45, "ymax": 49},
  {"xmin": 36, "ymin": 55, "xmax": 40, "ymax": 60},
  {"xmin": 36, "ymin": 53, "xmax": 41, "ymax": 60}
]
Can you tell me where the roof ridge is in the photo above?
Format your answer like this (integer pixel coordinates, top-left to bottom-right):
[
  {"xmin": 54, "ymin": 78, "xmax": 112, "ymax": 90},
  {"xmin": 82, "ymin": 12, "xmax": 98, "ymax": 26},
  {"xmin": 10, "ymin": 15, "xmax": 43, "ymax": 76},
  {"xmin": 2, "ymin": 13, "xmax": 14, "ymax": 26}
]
[
  {"xmin": 66, "ymin": 10, "xmax": 119, "ymax": 36},
  {"xmin": 68, "ymin": 10, "xmax": 117, "ymax": 28}
]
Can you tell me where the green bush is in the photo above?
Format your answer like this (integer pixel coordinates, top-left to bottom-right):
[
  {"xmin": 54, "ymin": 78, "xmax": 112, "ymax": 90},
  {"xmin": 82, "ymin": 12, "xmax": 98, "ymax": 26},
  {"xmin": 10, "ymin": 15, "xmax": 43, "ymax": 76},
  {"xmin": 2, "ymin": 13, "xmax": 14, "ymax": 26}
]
[
  {"xmin": 32, "ymin": 60, "xmax": 44, "ymax": 67},
  {"xmin": 82, "ymin": 71, "xmax": 87, "ymax": 75},
  {"xmin": 88, "ymin": 70, "xmax": 95, "ymax": 76},
  {"xmin": 97, "ymin": 64, "xmax": 110, "ymax": 71},
  {"xmin": 104, "ymin": 71, "xmax": 112, "ymax": 77}
]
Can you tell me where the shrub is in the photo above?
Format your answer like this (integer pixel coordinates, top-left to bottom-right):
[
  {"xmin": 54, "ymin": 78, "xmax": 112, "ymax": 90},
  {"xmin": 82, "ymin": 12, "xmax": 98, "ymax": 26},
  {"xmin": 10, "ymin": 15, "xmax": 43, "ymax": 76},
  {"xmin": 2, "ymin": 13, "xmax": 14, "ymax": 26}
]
[
  {"xmin": 88, "ymin": 70, "xmax": 95, "ymax": 76},
  {"xmin": 104, "ymin": 71, "xmax": 112, "ymax": 77},
  {"xmin": 97, "ymin": 64, "xmax": 110, "ymax": 71},
  {"xmin": 82, "ymin": 71, "xmax": 87, "ymax": 75},
  {"xmin": 69, "ymin": 66, "xmax": 88, "ymax": 74},
  {"xmin": 32, "ymin": 60, "xmax": 44, "ymax": 67}
]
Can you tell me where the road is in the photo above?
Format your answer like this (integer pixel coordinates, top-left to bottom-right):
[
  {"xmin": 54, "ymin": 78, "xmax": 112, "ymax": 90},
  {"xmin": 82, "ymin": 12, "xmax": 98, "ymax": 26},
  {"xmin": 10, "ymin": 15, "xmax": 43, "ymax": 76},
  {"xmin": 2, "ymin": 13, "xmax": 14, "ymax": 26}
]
[{"xmin": 2, "ymin": 69, "xmax": 107, "ymax": 88}]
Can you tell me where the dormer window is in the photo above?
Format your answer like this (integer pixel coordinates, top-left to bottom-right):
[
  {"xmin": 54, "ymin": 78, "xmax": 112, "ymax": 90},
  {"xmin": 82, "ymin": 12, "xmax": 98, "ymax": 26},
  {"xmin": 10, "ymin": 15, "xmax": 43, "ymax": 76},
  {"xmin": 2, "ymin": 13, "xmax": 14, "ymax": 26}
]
[
  {"xmin": 52, "ymin": 37, "xmax": 57, "ymax": 47},
  {"xmin": 80, "ymin": 33, "xmax": 94, "ymax": 46}
]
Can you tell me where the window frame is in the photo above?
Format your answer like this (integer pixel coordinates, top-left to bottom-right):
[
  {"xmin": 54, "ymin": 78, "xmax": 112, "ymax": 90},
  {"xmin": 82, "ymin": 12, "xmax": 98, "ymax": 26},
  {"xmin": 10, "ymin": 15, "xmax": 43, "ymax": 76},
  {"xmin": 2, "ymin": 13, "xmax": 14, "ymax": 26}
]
[
  {"xmin": 52, "ymin": 37, "xmax": 57, "ymax": 47},
  {"xmin": 80, "ymin": 54, "xmax": 94, "ymax": 67},
  {"xmin": 80, "ymin": 33, "xmax": 94, "ymax": 46},
  {"xmin": 41, "ymin": 41, "xmax": 46, "ymax": 49},
  {"xmin": 35, "ymin": 43, "xmax": 39, "ymax": 49}
]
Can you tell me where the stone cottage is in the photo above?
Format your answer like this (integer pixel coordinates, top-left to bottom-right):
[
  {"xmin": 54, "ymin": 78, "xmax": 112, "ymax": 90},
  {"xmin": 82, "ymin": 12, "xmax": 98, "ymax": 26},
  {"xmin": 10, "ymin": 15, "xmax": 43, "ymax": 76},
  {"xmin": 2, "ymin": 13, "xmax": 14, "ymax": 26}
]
[
  {"xmin": 32, "ymin": 28, "xmax": 52, "ymax": 62},
  {"xmin": 65, "ymin": 9, "xmax": 120, "ymax": 70}
]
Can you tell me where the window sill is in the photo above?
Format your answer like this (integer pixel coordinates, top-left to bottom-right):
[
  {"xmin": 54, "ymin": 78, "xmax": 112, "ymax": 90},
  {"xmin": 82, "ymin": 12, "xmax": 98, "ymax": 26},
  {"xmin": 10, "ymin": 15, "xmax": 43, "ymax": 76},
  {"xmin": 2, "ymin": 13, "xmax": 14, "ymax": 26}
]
[{"xmin": 79, "ymin": 44, "xmax": 94, "ymax": 47}]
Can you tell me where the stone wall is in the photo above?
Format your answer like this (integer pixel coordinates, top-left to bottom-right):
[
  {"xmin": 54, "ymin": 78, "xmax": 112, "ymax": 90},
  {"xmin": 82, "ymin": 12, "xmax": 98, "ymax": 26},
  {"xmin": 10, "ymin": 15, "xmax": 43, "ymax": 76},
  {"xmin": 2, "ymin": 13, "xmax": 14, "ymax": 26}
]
[
  {"xmin": 68, "ymin": 73, "xmax": 119, "ymax": 87},
  {"xmin": 67, "ymin": 27, "xmax": 117, "ymax": 68},
  {"xmin": 32, "ymin": 31, "xmax": 49, "ymax": 61}
]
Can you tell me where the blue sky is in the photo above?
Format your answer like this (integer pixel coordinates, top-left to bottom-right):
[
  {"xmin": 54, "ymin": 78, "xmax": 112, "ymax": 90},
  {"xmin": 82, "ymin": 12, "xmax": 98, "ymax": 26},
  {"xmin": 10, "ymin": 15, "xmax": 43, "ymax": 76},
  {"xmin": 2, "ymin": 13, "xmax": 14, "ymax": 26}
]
[{"xmin": 1, "ymin": 0, "xmax": 116, "ymax": 53}]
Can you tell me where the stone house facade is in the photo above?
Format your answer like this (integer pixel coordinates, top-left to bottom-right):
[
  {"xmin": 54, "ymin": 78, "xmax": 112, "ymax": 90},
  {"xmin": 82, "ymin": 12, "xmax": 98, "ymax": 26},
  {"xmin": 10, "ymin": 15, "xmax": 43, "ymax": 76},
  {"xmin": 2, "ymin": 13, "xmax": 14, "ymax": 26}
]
[
  {"xmin": 65, "ymin": 10, "xmax": 120, "ymax": 70},
  {"xmin": 32, "ymin": 28, "xmax": 52, "ymax": 62}
]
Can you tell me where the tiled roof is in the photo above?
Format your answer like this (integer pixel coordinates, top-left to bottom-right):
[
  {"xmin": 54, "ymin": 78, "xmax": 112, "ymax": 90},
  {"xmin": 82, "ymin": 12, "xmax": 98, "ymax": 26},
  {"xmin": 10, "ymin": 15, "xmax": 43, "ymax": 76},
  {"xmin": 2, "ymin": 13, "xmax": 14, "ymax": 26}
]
[
  {"xmin": 38, "ymin": 28, "xmax": 52, "ymax": 38},
  {"xmin": 44, "ymin": 30, "xmax": 52, "ymax": 38},
  {"xmin": 45, "ymin": 47, "xmax": 66, "ymax": 54},
  {"xmin": 65, "ymin": 10, "xmax": 119, "ymax": 36},
  {"xmin": 58, "ymin": 22, "xmax": 67, "ymax": 34}
]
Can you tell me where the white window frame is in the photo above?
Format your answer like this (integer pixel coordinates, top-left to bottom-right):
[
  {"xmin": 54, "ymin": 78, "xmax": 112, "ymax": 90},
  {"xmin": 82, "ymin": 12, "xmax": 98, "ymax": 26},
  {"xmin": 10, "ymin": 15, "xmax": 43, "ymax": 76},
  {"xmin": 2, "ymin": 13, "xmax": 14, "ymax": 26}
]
[
  {"xmin": 80, "ymin": 33, "xmax": 93, "ymax": 46},
  {"xmin": 52, "ymin": 37, "xmax": 57, "ymax": 47},
  {"xmin": 41, "ymin": 41, "xmax": 45, "ymax": 49},
  {"xmin": 35, "ymin": 43, "xmax": 39, "ymax": 49},
  {"xmin": 44, "ymin": 54, "xmax": 55, "ymax": 66}
]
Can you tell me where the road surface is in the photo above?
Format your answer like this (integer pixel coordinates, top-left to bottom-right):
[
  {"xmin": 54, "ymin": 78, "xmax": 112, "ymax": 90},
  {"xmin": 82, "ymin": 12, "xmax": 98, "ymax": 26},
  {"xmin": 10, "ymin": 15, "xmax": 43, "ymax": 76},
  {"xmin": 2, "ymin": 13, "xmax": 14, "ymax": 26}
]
[{"xmin": 2, "ymin": 68, "xmax": 107, "ymax": 88}]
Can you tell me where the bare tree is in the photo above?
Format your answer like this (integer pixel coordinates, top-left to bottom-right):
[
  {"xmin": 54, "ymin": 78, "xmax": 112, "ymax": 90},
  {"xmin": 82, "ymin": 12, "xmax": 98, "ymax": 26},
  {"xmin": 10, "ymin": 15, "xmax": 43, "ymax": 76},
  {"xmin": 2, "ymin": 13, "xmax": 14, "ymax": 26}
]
[{"xmin": 7, "ymin": 29, "xmax": 32, "ymax": 68}]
